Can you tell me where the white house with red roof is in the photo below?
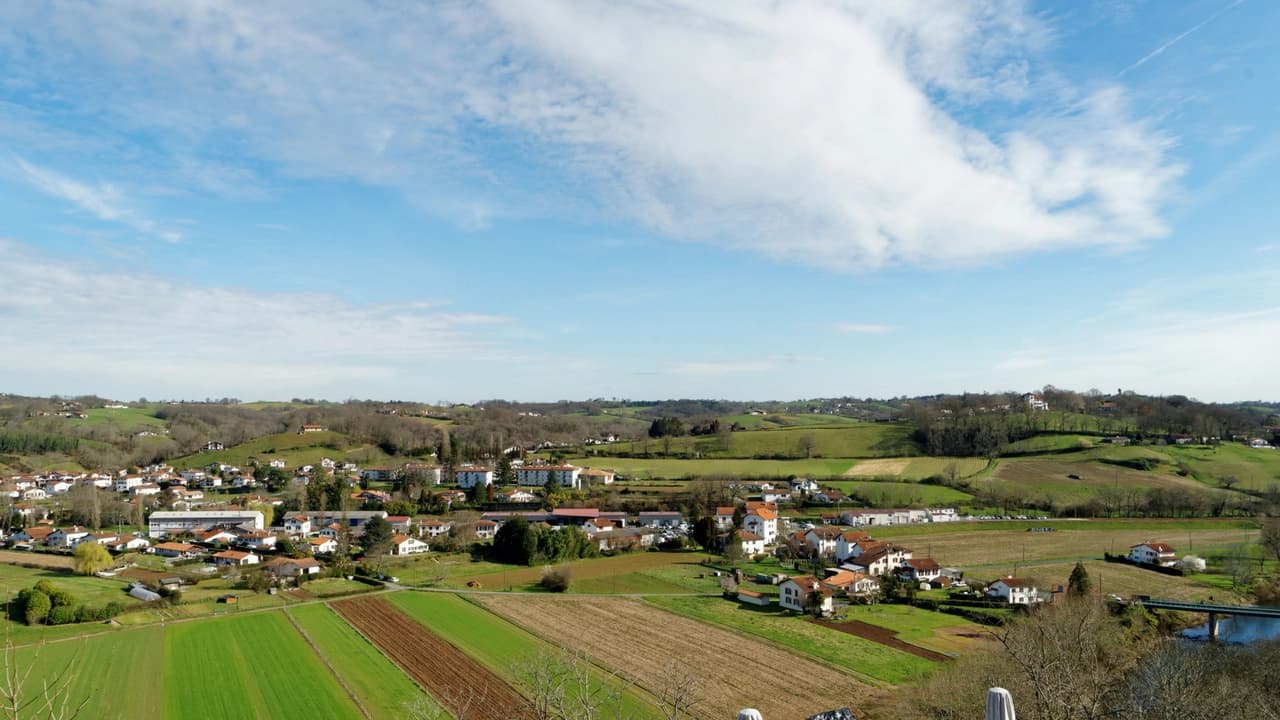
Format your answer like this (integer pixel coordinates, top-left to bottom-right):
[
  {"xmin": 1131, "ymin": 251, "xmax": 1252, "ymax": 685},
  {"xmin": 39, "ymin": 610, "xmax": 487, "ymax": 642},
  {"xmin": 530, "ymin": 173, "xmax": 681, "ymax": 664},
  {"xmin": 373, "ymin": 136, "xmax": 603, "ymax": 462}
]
[
  {"xmin": 1129, "ymin": 542, "xmax": 1177, "ymax": 567},
  {"xmin": 743, "ymin": 507, "xmax": 779, "ymax": 544},
  {"xmin": 309, "ymin": 536, "xmax": 338, "ymax": 554},
  {"xmin": 778, "ymin": 575, "xmax": 834, "ymax": 615},
  {"xmin": 738, "ymin": 531, "xmax": 766, "ymax": 557},
  {"xmin": 714, "ymin": 506, "xmax": 737, "ymax": 530},
  {"xmin": 900, "ymin": 558, "xmax": 943, "ymax": 583},
  {"xmin": 987, "ymin": 576, "xmax": 1042, "ymax": 605},
  {"xmin": 390, "ymin": 534, "xmax": 429, "ymax": 556}
]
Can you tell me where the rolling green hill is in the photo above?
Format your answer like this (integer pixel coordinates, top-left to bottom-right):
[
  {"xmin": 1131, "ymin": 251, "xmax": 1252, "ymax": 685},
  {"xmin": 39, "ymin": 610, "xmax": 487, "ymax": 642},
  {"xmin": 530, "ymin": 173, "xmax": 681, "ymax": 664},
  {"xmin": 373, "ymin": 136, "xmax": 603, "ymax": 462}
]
[{"xmin": 169, "ymin": 431, "xmax": 398, "ymax": 470}]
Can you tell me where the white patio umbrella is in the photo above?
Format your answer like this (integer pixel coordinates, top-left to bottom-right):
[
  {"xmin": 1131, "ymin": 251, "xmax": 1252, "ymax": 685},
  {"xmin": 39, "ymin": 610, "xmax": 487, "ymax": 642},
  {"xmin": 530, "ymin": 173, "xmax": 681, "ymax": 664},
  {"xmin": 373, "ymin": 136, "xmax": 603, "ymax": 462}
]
[{"xmin": 986, "ymin": 687, "xmax": 1016, "ymax": 720}]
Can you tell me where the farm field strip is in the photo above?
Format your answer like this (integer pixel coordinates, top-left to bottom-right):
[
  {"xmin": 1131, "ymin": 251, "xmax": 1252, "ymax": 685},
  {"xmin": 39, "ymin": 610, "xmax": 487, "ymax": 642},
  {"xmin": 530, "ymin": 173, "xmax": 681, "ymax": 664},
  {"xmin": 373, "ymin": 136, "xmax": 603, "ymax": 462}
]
[
  {"xmin": 333, "ymin": 596, "xmax": 532, "ymax": 720},
  {"xmin": 16, "ymin": 625, "xmax": 164, "ymax": 719},
  {"xmin": 164, "ymin": 611, "xmax": 361, "ymax": 719},
  {"xmin": 289, "ymin": 604, "xmax": 436, "ymax": 720},
  {"xmin": 871, "ymin": 526, "xmax": 1259, "ymax": 569},
  {"xmin": 385, "ymin": 592, "xmax": 661, "ymax": 719},
  {"xmin": 476, "ymin": 594, "xmax": 870, "ymax": 720},
  {"xmin": 646, "ymin": 596, "xmax": 937, "ymax": 685}
]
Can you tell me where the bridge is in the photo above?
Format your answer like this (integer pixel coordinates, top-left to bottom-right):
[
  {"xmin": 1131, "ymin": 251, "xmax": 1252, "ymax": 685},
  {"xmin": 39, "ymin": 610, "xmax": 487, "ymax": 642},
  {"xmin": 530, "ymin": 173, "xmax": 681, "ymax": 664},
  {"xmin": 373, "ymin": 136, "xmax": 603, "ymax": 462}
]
[{"xmin": 1136, "ymin": 598, "xmax": 1280, "ymax": 641}]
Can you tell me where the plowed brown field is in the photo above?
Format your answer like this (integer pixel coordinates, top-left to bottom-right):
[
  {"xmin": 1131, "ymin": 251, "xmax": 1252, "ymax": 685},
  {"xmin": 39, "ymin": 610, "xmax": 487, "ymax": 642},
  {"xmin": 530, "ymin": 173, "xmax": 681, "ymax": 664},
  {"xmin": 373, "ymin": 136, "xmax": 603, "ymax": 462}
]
[
  {"xmin": 477, "ymin": 595, "xmax": 868, "ymax": 720},
  {"xmin": 333, "ymin": 596, "xmax": 532, "ymax": 720}
]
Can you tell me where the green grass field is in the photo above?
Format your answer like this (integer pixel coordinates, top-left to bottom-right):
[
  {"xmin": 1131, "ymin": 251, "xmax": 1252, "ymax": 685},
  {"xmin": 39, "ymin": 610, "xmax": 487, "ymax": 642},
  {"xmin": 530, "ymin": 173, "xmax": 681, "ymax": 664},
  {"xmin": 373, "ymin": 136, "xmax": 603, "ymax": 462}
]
[
  {"xmin": 569, "ymin": 456, "xmax": 856, "ymax": 479},
  {"xmin": 169, "ymin": 430, "xmax": 393, "ymax": 470},
  {"xmin": 164, "ymin": 611, "xmax": 361, "ymax": 719},
  {"xmin": 823, "ymin": 480, "xmax": 974, "ymax": 505},
  {"xmin": 1162, "ymin": 443, "xmax": 1280, "ymax": 490},
  {"xmin": 81, "ymin": 405, "xmax": 167, "ymax": 428},
  {"xmin": 16, "ymin": 626, "xmax": 164, "ymax": 719},
  {"xmin": 590, "ymin": 422, "xmax": 919, "ymax": 460},
  {"xmin": 647, "ymin": 596, "xmax": 938, "ymax": 684},
  {"xmin": 289, "ymin": 604, "xmax": 435, "ymax": 720},
  {"xmin": 388, "ymin": 592, "xmax": 660, "ymax": 718}
]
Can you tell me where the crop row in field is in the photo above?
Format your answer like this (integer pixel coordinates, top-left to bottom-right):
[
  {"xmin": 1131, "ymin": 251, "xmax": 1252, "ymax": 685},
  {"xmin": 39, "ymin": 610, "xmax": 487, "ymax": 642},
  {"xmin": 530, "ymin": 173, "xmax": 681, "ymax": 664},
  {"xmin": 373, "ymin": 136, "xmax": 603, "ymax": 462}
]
[
  {"xmin": 289, "ymin": 604, "xmax": 436, "ymax": 720},
  {"xmin": 387, "ymin": 592, "xmax": 660, "ymax": 719},
  {"xmin": 333, "ymin": 596, "xmax": 531, "ymax": 719},
  {"xmin": 476, "ymin": 594, "xmax": 871, "ymax": 719}
]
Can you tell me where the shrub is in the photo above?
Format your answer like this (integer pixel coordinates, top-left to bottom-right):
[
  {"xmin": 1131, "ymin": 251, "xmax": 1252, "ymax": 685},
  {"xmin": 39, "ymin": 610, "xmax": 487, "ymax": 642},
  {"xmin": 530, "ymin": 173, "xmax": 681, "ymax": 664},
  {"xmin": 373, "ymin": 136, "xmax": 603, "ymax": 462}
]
[
  {"xmin": 540, "ymin": 565, "xmax": 571, "ymax": 593},
  {"xmin": 23, "ymin": 590, "xmax": 50, "ymax": 626},
  {"xmin": 47, "ymin": 605, "xmax": 77, "ymax": 625}
]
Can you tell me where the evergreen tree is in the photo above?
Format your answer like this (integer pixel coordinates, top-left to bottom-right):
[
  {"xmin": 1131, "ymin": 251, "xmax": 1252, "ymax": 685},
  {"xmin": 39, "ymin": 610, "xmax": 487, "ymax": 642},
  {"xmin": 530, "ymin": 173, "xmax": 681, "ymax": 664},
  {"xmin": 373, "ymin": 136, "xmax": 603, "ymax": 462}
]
[{"xmin": 1068, "ymin": 561, "xmax": 1092, "ymax": 597}]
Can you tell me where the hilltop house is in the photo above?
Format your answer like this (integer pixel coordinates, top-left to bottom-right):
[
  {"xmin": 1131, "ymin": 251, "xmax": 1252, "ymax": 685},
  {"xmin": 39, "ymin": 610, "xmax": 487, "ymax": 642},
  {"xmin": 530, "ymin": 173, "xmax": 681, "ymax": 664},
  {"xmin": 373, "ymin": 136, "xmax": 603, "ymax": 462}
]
[{"xmin": 1129, "ymin": 542, "xmax": 1178, "ymax": 567}]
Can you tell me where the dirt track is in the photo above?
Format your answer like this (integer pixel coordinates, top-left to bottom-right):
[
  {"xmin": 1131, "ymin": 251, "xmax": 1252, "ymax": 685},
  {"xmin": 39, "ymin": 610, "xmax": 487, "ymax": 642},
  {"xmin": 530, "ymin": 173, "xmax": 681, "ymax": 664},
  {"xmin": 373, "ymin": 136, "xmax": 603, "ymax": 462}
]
[
  {"xmin": 332, "ymin": 596, "xmax": 532, "ymax": 720},
  {"xmin": 477, "ymin": 595, "xmax": 867, "ymax": 720},
  {"xmin": 814, "ymin": 619, "xmax": 951, "ymax": 662}
]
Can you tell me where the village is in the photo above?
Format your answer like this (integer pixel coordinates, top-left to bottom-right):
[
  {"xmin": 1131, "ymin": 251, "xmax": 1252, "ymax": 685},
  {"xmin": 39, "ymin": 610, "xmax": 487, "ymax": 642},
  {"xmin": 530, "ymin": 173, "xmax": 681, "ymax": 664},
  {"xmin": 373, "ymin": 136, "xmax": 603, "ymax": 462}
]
[{"xmin": 1, "ymin": 451, "xmax": 1199, "ymax": 619}]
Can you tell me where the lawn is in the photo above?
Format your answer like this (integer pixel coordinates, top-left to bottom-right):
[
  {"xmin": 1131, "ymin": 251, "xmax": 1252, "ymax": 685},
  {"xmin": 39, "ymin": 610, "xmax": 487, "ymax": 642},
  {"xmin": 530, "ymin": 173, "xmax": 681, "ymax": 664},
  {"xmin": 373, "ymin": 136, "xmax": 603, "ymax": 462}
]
[
  {"xmin": 569, "ymin": 562, "xmax": 723, "ymax": 595},
  {"xmin": 164, "ymin": 611, "xmax": 361, "ymax": 719},
  {"xmin": 647, "ymin": 596, "xmax": 938, "ymax": 684},
  {"xmin": 15, "ymin": 626, "xmax": 164, "ymax": 719},
  {"xmin": 289, "ymin": 604, "xmax": 435, "ymax": 720},
  {"xmin": 388, "ymin": 592, "xmax": 661, "ymax": 719}
]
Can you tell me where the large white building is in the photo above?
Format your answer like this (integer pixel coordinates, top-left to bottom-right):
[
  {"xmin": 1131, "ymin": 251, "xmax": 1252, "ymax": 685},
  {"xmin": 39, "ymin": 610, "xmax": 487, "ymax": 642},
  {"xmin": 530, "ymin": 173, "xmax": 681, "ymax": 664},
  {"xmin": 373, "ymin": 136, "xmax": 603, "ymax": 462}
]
[
  {"xmin": 515, "ymin": 465, "xmax": 582, "ymax": 490},
  {"xmin": 147, "ymin": 510, "xmax": 264, "ymax": 539},
  {"xmin": 456, "ymin": 467, "xmax": 494, "ymax": 489}
]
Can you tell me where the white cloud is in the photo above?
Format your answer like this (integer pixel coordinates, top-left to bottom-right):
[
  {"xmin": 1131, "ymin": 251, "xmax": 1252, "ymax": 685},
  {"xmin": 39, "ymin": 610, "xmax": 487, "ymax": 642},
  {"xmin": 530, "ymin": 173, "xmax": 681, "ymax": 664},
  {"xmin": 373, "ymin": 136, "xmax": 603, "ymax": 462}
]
[
  {"xmin": 835, "ymin": 323, "xmax": 892, "ymax": 334},
  {"xmin": 14, "ymin": 158, "xmax": 185, "ymax": 242},
  {"xmin": 0, "ymin": 240, "xmax": 510, "ymax": 398},
  {"xmin": 0, "ymin": 1, "xmax": 1182, "ymax": 270}
]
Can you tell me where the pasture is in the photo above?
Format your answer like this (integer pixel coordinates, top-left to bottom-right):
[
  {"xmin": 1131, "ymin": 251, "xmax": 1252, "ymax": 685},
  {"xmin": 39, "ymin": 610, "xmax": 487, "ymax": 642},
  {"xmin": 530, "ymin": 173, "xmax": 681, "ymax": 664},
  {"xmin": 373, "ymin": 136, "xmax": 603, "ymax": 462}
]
[
  {"xmin": 977, "ymin": 456, "xmax": 1231, "ymax": 506},
  {"xmin": 838, "ymin": 603, "xmax": 993, "ymax": 656},
  {"xmin": 823, "ymin": 480, "xmax": 974, "ymax": 506},
  {"xmin": 403, "ymin": 549, "xmax": 719, "ymax": 590},
  {"xmin": 569, "ymin": 456, "xmax": 856, "ymax": 479},
  {"xmin": 588, "ymin": 422, "xmax": 919, "ymax": 460},
  {"xmin": 842, "ymin": 457, "xmax": 988, "ymax": 480},
  {"xmin": 164, "ymin": 611, "xmax": 361, "ymax": 719},
  {"xmin": 477, "ymin": 594, "xmax": 872, "ymax": 719},
  {"xmin": 169, "ymin": 430, "xmax": 393, "ymax": 470},
  {"xmin": 872, "ymin": 522, "xmax": 1258, "ymax": 573}
]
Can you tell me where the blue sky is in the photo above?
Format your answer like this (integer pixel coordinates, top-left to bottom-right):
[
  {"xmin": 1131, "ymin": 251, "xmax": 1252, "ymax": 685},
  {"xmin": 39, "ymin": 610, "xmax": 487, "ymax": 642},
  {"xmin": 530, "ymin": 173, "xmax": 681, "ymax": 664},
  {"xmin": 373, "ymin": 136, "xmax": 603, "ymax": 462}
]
[{"xmin": 1, "ymin": 0, "xmax": 1277, "ymax": 403}]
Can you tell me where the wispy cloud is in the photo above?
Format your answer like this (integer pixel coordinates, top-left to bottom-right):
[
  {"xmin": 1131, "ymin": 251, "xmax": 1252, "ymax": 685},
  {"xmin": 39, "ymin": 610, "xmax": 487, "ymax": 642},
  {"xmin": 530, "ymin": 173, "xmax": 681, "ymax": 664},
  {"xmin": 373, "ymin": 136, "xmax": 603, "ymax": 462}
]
[
  {"xmin": 835, "ymin": 323, "xmax": 892, "ymax": 334},
  {"xmin": 0, "ymin": 240, "xmax": 511, "ymax": 398},
  {"xmin": 1115, "ymin": 0, "xmax": 1246, "ymax": 77},
  {"xmin": 15, "ymin": 159, "xmax": 184, "ymax": 243},
  {"xmin": 0, "ymin": 1, "xmax": 1182, "ymax": 271}
]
